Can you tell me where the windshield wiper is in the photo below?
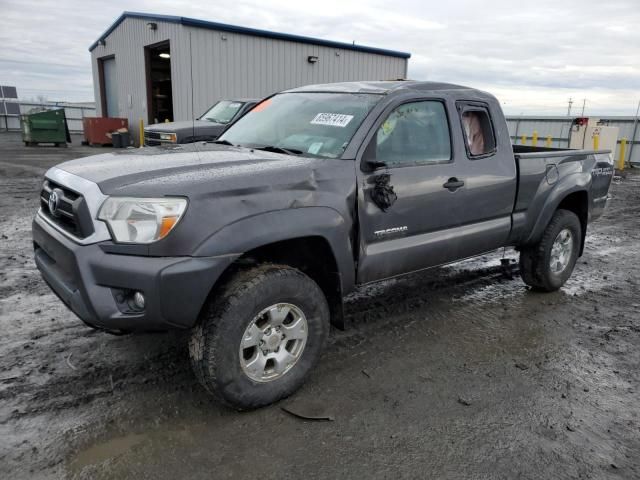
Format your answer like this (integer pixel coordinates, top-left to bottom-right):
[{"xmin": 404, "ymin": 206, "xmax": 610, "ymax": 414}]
[
  {"xmin": 254, "ymin": 145, "xmax": 304, "ymax": 155},
  {"xmin": 210, "ymin": 139, "xmax": 234, "ymax": 146}
]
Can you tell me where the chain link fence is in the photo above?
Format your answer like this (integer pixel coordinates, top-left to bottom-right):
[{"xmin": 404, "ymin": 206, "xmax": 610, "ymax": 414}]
[{"xmin": 1, "ymin": 101, "xmax": 96, "ymax": 133}]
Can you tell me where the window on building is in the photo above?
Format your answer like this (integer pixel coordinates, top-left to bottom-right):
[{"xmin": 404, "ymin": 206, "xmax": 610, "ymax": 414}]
[
  {"xmin": 373, "ymin": 101, "xmax": 451, "ymax": 166},
  {"xmin": 460, "ymin": 106, "xmax": 496, "ymax": 157}
]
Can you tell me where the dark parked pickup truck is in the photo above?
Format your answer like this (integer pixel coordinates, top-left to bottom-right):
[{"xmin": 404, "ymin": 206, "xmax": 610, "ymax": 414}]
[
  {"xmin": 144, "ymin": 98, "xmax": 258, "ymax": 145},
  {"xmin": 33, "ymin": 81, "xmax": 614, "ymax": 409}
]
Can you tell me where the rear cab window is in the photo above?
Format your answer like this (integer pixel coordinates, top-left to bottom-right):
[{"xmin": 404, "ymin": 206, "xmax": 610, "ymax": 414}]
[{"xmin": 457, "ymin": 102, "xmax": 496, "ymax": 158}]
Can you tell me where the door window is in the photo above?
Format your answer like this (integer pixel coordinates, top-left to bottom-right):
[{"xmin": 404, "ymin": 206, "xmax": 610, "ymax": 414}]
[{"xmin": 373, "ymin": 101, "xmax": 451, "ymax": 166}]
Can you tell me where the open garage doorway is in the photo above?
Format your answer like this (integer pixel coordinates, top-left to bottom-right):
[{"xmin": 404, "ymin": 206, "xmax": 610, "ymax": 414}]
[{"xmin": 145, "ymin": 41, "xmax": 173, "ymax": 124}]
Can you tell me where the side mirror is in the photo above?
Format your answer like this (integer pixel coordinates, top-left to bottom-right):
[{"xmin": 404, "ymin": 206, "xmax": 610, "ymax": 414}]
[
  {"xmin": 362, "ymin": 138, "xmax": 386, "ymax": 171},
  {"xmin": 365, "ymin": 159, "xmax": 387, "ymax": 170}
]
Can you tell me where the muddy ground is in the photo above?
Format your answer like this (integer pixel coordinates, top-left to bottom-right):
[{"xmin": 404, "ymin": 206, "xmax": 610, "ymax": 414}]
[{"xmin": 0, "ymin": 131, "xmax": 638, "ymax": 479}]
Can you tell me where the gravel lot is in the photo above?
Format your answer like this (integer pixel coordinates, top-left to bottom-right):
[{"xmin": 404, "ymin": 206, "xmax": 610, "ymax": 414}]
[{"xmin": 1, "ymin": 132, "xmax": 639, "ymax": 479}]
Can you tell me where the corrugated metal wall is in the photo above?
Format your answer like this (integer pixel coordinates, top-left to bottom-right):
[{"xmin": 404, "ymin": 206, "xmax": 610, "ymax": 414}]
[
  {"xmin": 187, "ymin": 28, "xmax": 406, "ymax": 120},
  {"xmin": 506, "ymin": 116, "xmax": 640, "ymax": 165},
  {"xmin": 91, "ymin": 17, "xmax": 407, "ymax": 143},
  {"xmin": 90, "ymin": 18, "xmax": 184, "ymax": 139}
]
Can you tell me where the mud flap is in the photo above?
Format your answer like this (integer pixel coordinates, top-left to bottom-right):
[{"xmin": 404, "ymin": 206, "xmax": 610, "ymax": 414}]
[{"xmin": 328, "ymin": 271, "xmax": 346, "ymax": 330}]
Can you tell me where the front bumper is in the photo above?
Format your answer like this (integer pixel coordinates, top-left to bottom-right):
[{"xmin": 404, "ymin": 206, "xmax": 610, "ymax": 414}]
[
  {"xmin": 32, "ymin": 214, "xmax": 237, "ymax": 332},
  {"xmin": 143, "ymin": 130, "xmax": 178, "ymax": 146}
]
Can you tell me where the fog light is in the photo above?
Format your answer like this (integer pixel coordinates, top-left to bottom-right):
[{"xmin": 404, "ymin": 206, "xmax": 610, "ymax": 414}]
[{"xmin": 133, "ymin": 291, "xmax": 145, "ymax": 310}]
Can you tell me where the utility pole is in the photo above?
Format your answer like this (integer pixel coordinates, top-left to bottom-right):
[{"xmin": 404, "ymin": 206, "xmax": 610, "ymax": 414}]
[
  {"xmin": 567, "ymin": 97, "xmax": 574, "ymax": 117},
  {"xmin": 580, "ymin": 98, "xmax": 587, "ymax": 116}
]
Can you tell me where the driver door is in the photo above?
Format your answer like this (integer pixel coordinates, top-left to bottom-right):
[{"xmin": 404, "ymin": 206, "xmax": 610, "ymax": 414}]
[{"xmin": 356, "ymin": 99, "xmax": 469, "ymax": 283}]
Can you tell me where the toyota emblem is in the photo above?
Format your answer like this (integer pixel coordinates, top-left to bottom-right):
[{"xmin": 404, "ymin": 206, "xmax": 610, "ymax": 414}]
[{"xmin": 48, "ymin": 190, "xmax": 60, "ymax": 217}]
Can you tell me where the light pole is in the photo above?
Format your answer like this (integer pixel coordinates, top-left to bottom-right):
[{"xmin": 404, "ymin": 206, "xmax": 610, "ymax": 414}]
[{"xmin": 567, "ymin": 97, "xmax": 574, "ymax": 117}]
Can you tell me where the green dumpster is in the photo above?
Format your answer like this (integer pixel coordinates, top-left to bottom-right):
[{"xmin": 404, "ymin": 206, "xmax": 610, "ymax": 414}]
[{"xmin": 21, "ymin": 109, "xmax": 71, "ymax": 147}]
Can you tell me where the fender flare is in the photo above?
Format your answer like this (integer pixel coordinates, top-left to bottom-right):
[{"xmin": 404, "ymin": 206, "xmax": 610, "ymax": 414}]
[
  {"xmin": 193, "ymin": 207, "xmax": 357, "ymax": 294},
  {"xmin": 523, "ymin": 173, "xmax": 591, "ymax": 247}
]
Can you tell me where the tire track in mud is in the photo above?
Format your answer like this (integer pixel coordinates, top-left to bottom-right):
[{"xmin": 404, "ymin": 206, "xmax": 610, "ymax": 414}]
[{"xmin": 331, "ymin": 263, "xmax": 517, "ymax": 352}]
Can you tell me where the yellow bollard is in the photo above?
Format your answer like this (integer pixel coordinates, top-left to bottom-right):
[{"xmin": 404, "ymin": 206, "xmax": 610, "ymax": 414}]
[
  {"xmin": 593, "ymin": 134, "xmax": 599, "ymax": 150},
  {"xmin": 532, "ymin": 130, "xmax": 538, "ymax": 147},
  {"xmin": 617, "ymin": 138, "xmax": 627, "ymax": 170},
  {"xmin": 139, "ymin": 119, "xmax": 144, "ymax": 148},
  {"xmin": 545, "ymin": 135, "xmax": 552, "ymax": 148},
  {"xmin": 521, "ymin": 134, "xmax": 527, "ymax": 145}
]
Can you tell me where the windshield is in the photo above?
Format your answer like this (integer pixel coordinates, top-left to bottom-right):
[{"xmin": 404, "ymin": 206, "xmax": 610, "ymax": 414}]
[
  {"xmin": 219, "ymin": 92, "xmax": 382, "ymax": 158},
  {"xmin": 200, "ymin": 100, "xmax": 245, "ymax": 124}
]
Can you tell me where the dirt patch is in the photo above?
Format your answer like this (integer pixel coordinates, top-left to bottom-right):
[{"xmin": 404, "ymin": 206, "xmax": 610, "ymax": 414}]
[{"xmin": 1, "ymin": 133, "xmax": 638, "ymax": 479}]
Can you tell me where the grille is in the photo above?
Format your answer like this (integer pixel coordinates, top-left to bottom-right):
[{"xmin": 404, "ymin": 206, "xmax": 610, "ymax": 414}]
[
  {"xmin": 144, "ymin": 131, "xmax": 161, "ymax": 146},
  {"xmin": 144, "ymin": 131, "xmax": 161, "ymax": 140},
  {"xmin": 40, "ymin": 180, "xmax": 94, "ymax": 239},
  {"xmin": 144, "ymin": 130, "xmax": 175, "ymax": 146}
]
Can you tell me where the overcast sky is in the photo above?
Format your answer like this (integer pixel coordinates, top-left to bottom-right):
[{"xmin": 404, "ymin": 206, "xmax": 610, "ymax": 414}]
[{"xmin": 1, "ymin": 0, "xmax": 638, "ymax": 115}]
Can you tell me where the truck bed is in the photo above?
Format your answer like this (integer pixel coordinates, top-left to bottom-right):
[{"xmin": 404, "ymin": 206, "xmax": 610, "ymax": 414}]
[{"xmin": 509, "ymin": 144, "xmax": 614, "ymax": 246}]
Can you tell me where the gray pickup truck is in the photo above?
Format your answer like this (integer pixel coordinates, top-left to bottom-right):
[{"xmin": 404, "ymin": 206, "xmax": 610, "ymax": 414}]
[
  {"xmin": 32, "ymin": 81, "xmax": 614, "ymax": 409},
  {"xmin": 143, "ymin": 98, "xmax": 258, "ymax": 146}
]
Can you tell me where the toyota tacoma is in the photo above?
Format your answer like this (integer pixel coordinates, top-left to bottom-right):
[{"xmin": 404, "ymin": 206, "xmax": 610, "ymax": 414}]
[{"xmin": 32, "ymin": 81, "xmax": 614, "ymax": 409}]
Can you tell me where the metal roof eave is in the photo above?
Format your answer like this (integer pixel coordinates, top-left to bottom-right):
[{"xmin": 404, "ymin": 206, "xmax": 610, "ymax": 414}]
[{"xmin": 88, "ymin": 11, "xmax": 412, "ymax": 59}]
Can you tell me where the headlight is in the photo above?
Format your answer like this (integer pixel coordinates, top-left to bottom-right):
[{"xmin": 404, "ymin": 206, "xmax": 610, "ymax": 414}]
[
  {"xmin": 98, "ymin": 197, "xmax": 187, "ymax": 243},
  {"xmin": 159, "ymin": 133, "xmax": 177, "ymax": 142}
]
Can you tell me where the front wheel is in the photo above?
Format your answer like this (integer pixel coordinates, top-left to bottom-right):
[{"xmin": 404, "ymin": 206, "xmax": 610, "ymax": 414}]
[
  {"xmin": 519, "ymin": 209, "xmax": 582, "ymax": 292},
  {"xmin": 188, "ymin": 264, "xmax": 329, "ymax": 410}
]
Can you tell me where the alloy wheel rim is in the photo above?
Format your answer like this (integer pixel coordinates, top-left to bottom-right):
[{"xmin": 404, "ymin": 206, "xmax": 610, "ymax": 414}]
[
  {"xmin": 549, "ymin": 228, "xmax": 573, "ymax": 274},
  {"xmin": 239, "ymin": 303, "xmax": 308, "ymax": 382}
]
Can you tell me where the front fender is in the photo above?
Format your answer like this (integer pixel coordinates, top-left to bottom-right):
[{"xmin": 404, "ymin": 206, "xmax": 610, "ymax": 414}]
[{"xmin": 192, "ymin": 207, "xmax": 357, "ymax": 294}]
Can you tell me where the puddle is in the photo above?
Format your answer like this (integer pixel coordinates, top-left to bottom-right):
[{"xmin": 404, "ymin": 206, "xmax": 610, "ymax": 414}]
[{"xmin": 69, "ymin": 432, "xmax": 148, "ymax": 473}]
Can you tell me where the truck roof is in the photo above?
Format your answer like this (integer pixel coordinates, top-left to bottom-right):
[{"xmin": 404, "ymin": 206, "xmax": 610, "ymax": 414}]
[{"xmin": 284, "ymin": 80, "xmax": 477, "ymax": 95}]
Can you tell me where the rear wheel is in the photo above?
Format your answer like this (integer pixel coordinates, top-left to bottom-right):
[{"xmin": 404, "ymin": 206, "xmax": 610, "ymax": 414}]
[
  {"xmin": 519, "ymin": 209, "xmax": 581, "ymax": 292},
  {"xmin": 189, "ymin": 264, "xmax": 329, "ymax": 410}
]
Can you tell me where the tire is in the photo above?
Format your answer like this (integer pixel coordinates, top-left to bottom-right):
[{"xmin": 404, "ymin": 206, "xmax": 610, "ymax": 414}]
[
  {"xmin": 189, "ymin": 263, "xmax": 330, "ymax": 410},
  {"xmin": 519, "ymin": 209, "xmax": 582, "ymax": 292}
]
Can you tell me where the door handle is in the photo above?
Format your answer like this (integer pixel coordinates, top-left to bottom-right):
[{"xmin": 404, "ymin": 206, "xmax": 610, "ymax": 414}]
[{"xmin": 443, "ymin": 177, "xmax": 465, "ymax": 191}]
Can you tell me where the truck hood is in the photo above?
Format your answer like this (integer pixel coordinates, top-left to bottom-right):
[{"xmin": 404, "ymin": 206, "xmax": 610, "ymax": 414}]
[
  {"xmin": 50, "ymin": 143, "xmax": 356, "ymax": 260},
  {"xmin": 53, "ymin": 143, "xmax": 345, "ymax": 197},
  {"xmin": 145, "ymin": 120, "xmax": 224, "ymax": 132},
  {"xmin": 145, "ymin": 120, "xmax": 226, "ymax": 141}
]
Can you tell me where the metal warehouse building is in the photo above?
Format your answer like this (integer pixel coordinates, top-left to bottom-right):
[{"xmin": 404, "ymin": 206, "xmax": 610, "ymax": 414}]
[{"xmin": 89, "ymin": 12, "xmax": 410, "ymax": 142}]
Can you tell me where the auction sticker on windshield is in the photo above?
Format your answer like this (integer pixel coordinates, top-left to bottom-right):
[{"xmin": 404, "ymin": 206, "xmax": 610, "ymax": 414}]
[{"xmin": 311, "ymin": 113, "xmax": 354, "ymax": 128}]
